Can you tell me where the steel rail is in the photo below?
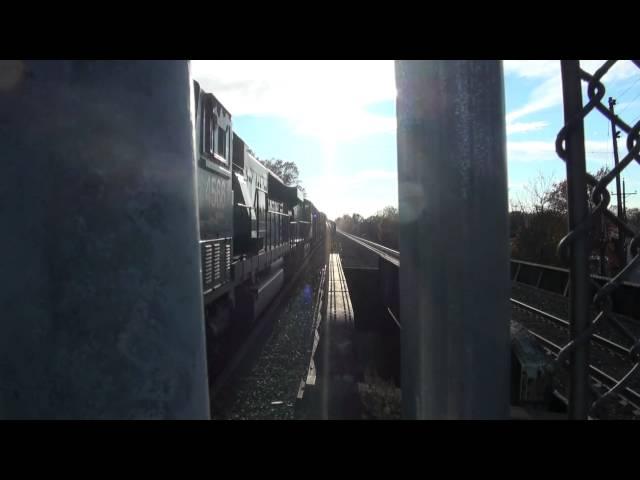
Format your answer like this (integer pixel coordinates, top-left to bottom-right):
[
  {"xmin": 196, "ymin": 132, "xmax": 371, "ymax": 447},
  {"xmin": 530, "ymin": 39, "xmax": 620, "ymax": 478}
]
[
  {"xmin": 335, "ymin": 229, "xmax": 640, "ymax": 414},
  {"xmin": 526, "ymin": 328, "xmax": 640, "ymax": 408},
  {"xmin": 510, "ymin": 298, "xmax": 631, "ymax": 356}
]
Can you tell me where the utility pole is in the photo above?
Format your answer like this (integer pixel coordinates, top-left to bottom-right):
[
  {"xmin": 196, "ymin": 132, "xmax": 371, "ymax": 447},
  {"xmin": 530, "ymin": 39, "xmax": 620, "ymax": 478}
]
[
  {"xmin": 600, "ymin": 215, "xmax": 607, "ymax": 277},
  {"xmin": 623, "ymin": 178, "xmax": 628, "ymax": 266},
  {"xmin": 609, "ymin": 97, "xmax": 626, "ymax": 269}
]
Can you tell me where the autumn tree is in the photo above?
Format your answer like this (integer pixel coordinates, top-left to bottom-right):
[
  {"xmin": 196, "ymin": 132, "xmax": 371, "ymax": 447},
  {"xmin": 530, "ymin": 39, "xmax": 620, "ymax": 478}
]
[
  {"xmin": 626, "ymin": 208, "xmax": 640, "ymax": 233},
  {"xmin": 335, "ymin": 206, "xmax": 399, "ymax": 249},
  {"xmin": 545, "ymin": 165, "xmax": 610, "ymax": 216},
  {"xmin": 510, "ymin": 166, "xmax": 625, "ymax": 271},
  {"xmin": 260, "ymin": 158, "xmax": 301, "ymax": 187}
]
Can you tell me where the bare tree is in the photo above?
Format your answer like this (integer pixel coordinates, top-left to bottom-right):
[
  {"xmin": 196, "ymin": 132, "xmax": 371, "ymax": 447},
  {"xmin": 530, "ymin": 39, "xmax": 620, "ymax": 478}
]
[
  {"xmin": 509, "ymin": 190, "xmax": 527, "ymax": 213},
  {"xmin": 523, "ymin": 171, "xmax": 555, "ymax": 214}
]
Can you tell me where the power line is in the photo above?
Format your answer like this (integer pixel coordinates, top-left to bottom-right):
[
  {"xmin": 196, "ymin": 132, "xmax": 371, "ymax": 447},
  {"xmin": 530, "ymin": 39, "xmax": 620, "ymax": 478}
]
[
  {"xmin": 617, "ymin": 90, "xmax": 640, "ymax": 116},
  {"xmin": 617, "ymin": 76, "xmax": 640, "ymax": 101}
]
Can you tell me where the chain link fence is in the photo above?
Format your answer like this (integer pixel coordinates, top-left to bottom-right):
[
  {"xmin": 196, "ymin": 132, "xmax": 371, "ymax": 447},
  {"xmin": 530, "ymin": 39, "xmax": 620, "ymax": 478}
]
[{"xmin": 555, "ymin": 60, "xmax": 640, "ymax": 418}]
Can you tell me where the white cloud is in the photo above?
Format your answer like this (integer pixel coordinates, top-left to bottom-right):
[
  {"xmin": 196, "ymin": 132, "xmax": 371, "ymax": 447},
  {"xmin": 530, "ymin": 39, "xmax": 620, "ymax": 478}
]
[
  {"xmin": 580, "ymin": 60, "xmax": 638, "ymax": 82},
  {"xmin": 504, "ymin": 60, "xmax": 637, "ymax": 130},
  {"xmin": 190, "ymin": 60, "xmax": 396, "ymax": 142},
  {"xmin": 617, "ymin": 99, "xmax": 640, "ymax": 113},
  {"xmin": 507, "ymin": 140, "xmax": 557, "ymax": 162},
  {"xmin": 506, "ymin": 73, "xmax": 562, "ymax": 123},
  {"xmin": 504, "ymin": 60, "xmax": 637, "ymax": 83},
  {"xmin": 507, "ymin": 139, "xmax": 612, "ymax": 162},
  {"xmin": 355, "ymin": 169, "xmax": 397, "ymax": 181},
  {"xmin": 504, "ymin": 60, "xmax": 559, "ymax": 78},
  {"xmin": 507, "ymin": 120, "xmax": 549, "ymax": 134}
]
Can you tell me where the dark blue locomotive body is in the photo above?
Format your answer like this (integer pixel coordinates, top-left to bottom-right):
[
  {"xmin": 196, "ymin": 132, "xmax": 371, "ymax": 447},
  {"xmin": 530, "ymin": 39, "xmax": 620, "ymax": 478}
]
[
  {"xmin": 193, "ymin": 81, "xmax": 327, "ymax": 347},
  {"xmin": 193, "ymin": 82, "xmax": 234, "ymax": 299}
]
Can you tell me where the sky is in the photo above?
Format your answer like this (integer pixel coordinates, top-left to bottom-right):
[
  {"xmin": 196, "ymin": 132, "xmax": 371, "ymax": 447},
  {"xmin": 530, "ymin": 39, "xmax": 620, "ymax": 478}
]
[{"xmin": 191, "ymin": 60, "xmax": 640, "ymax": 220}]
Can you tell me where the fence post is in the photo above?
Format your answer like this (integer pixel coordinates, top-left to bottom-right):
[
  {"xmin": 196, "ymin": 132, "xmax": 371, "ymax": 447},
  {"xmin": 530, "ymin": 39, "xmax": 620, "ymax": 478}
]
[
  {"xmin": 395, "ymin": 60, "xmax": 510, "ymax": 419},
  {"xmin": 0, "ymin": 61, "xmax": 210, "ymax": 419},
  {"xmin": 560, "ymin": 60, "xmax": 591, "ymax": 419}
]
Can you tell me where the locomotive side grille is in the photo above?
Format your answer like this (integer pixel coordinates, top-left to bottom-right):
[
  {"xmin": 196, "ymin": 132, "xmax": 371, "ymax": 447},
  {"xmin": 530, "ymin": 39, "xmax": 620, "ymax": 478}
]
[
  {"xmin": 213, "ymin": 242, "xmax": 222, "ymax": 286},
  {"xmin": 201, "ymin": 237, "xmax": 233, "ymax": 295},
  {"xmin": 203, "ymin": 243, "xmax": 214, "ymax": 289}
]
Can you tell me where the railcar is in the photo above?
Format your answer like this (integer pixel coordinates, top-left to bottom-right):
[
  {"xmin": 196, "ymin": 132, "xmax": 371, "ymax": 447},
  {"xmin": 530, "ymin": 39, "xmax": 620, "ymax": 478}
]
[{"xmin": 193, "ymin": 81, "xmax": 327, "ymax": 370}]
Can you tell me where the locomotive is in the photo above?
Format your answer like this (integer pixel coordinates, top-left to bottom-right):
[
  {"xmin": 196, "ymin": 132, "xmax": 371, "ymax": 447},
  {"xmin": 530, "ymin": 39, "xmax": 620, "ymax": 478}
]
[{"xmin": 192, "ymin": 81, "xmax": 327, "ymax": 372}]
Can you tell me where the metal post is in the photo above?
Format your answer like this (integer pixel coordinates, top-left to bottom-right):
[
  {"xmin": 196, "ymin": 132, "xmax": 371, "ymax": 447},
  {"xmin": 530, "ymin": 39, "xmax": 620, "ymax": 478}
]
[
  {"xmin": 609, "ymin": 98, "xmax": 624, "ymax": 220},
  {"xmin": 623, "ymin": 178, "xmax": 627, "ymax": 220},
  {"xmin": 623, "ymin": 178, "xmax": 628, "ymax": 265},
  {"xmin": 608, "ymin": 97, "xmax": 626, "ymax": 269},
  {"xmin": 599, "ymin": 220, "xmax": 607, "ymax": 277},
  {"xmin": 560, "ymin": 60, "xmax": 591, "ymax": 420},
  {"xmin": 0, "ymin": 61, "xmax": 210, "ymax": 419},
  {"xmin": 395, "ymin": 61, "xmax": 510, "ymax": 419}
]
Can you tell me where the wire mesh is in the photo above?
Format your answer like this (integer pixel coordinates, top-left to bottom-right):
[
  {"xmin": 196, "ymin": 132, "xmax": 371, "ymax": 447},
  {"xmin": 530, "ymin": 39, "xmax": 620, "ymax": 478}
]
[{"xmin": 555, "ymin": 60, "xmax": 640, "ymax": 417}]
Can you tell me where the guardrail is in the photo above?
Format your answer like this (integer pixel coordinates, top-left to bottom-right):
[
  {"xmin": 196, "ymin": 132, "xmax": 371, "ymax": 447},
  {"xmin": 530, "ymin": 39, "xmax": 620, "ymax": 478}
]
[
  {"xmin": 335, "ymin": 230, "xmax": 640, "ymax": 329},
  {"xmin": 336, "ymin": 229, "xmax": 399, "ymax": 267},
  {"xmin": 334, "ymin": 229, "xmax": 400, "ymax": 329},
  {"xmin": 512, "ymin": 259, "xmax": 640, "ymax": 320},
  {"xmin": 337, "ymin": 228, "xmax": 640, "ymax": 416}
]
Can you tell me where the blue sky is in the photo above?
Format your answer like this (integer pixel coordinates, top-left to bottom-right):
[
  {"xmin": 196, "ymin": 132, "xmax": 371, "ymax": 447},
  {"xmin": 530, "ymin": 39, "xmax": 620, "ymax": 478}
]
[{"xmin": 191, "ymin": 60, "xmax": 640, "ymax": 220}]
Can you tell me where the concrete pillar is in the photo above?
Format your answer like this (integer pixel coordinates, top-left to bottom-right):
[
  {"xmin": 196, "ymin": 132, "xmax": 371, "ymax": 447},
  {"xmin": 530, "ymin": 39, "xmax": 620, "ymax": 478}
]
[
  {"xmin": 0, "ymin": 60, "xmax": 210, "ymax": 419},
  {"xmin": 395, "ymin": 60, "xmax": 510, "ymax": 419}
]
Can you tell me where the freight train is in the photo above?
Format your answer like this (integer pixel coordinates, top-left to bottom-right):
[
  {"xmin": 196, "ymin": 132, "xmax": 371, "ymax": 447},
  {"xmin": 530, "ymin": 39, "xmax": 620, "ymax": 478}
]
[{"xmin": 192, "ymin": 81, "xmax": 327, "ymax": 375}]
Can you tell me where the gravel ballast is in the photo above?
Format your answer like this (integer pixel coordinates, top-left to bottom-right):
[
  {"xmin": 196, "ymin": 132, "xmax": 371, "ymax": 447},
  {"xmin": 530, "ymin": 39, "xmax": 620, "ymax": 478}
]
[{"xmin": 211, "ymin": 260, "xmax": 324, "ymax": 420}]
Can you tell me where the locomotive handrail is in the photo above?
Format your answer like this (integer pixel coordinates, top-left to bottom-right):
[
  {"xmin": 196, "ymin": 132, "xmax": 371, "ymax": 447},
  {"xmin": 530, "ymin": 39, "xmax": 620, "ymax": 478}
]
[
  {"xmin": 267, "ymin": 210, "xmax": 290, "ymax": 217},
  {"xmin": 199, "ymin": 236, "xmax": 233, "ymax": 243}
]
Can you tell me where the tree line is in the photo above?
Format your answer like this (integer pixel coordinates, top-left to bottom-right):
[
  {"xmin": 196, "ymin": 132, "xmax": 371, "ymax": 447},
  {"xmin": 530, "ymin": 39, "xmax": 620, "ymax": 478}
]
[
  {"xmin": 510, "ymin": 167, "xmax": 640, "ymax": 275},
  {"xmin": 333, "ymin": 168, "xmax": 640, "ymax": 277},
  {"xmin": 260, "ymin": 155, "xmax": 639, "ymax": 276},
  {"xmin": 335, "ymin": 206, "xmax": 400, "ymax": 250}
]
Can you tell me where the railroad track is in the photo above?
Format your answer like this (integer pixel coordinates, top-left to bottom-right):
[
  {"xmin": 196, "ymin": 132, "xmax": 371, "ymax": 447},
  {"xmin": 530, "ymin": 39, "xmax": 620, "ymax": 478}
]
[
  {"xmin": 510, "ymin": 298, "xmax": 631, "ymax": 356},
  {"xmin": 336, "ymin": 230, "xmax": 640, "ymax": 417},
  {"xmin": 511, "ymin": 299, "xmax": 640, "ymax": 418}
]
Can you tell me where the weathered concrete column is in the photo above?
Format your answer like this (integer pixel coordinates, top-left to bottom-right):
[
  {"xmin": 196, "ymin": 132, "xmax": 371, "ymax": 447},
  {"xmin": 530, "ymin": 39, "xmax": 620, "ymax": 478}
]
[
  {"xmin": 395, "ymin": 60, "xmax": 510, "ymax": 419},
  {"xmin": 0, "ymin": 61, "xmax": 210, "ymax": 419}
]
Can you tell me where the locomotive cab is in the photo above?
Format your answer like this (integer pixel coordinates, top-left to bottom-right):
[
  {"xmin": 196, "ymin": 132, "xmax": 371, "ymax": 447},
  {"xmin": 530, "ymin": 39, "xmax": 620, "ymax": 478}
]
[{"xmin": 193, "ymin": 82, "xmax": 233, "ymax": 303}]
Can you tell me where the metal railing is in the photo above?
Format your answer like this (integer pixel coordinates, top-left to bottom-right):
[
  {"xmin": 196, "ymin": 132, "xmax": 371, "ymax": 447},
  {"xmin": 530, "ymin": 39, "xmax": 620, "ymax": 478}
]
[
  {"xmin": 511, "ymin": 259, "xmax": 640, "ymax": 319},
  {"xmin": 557, "ymin": 60, "xmax": 640, "ymax": 418},
  {"xmin": 336, "ymin": 229, "xmax": 399, "ymax": 267}
]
